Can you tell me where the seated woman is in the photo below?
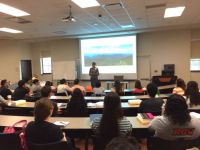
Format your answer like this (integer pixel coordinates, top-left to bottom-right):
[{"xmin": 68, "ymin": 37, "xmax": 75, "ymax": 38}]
[
  {"xmin": 57, "ymin": 79, "xmax": 72, "ymax": 96},
  {"xmin": 111, "ymin": 80, "xmax": 124, "ymax": 96},
  {"xmin": 25, "ymin": 99, "xmax": 67, "ymax": 144},
  {"xmin": 92, "ymin": 92, "xmax": 132, "ymax": 150},
  {"xmin": 93, "ymin": 81, "xmax": 105, "ymax": 96},
  {"xmin": 71, "ymin": 79, "xmax": 86, "ymax": 95},
  {"xmin": 185, "ymin": 81, "xmax": 200, "ymax": 108},
  {"xmin": 149, "ymin": 94, "xmax": 200, "ymax": 140},
  {"xmin": 65, "ymin": 88, "xmax": 88, "ymax": 117},
  {"xmin": 0, "ymin": 79, "xmax": 12, "ymax": 100},
  {"xmin": 173, "ymin": 78, "xmax": 186, "ymax": 96},
  {"xmin": 31, "ymin": 79, "xmax": 42, "ymax": 94},
  {"xmin": 45, "ymin": 81, "xmax": 57, "ymax": 93},
  {"xmin": 132, "ymin": 80, "xmax": 144, "ymax": 95}
]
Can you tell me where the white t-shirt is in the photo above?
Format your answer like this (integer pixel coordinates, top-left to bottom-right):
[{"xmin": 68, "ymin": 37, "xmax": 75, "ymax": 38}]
[
  {"xmin": 57, "ymin": 84, "xmax": 72, "ymax": 95},
  {"xmin": 149, "ymin": 115, "xmax": 200, "ymax": 140}
]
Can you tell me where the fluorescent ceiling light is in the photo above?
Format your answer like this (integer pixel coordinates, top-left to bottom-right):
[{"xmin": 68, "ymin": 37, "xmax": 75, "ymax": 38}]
[
  {"xmin": 164, "ymin": 6, "xmax": 185, "ymax": 18},
  {"xmin": 0, "ymin": 3, "xmax": 30, "ymax": 17},
  {"xmin": 121, "ymin": 25, "xmax": 135, "ymax": 29},
  {"xmin": 72, "ymin": 0, "xmax": 100, "ymax": 8},
  {"xmin": 0, "ymin": 27, "xmax": 23, "ymax": 33}
]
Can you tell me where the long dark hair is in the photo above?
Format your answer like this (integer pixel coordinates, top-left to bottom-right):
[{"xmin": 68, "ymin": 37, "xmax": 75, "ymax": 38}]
[
  {"xmin": 135, "ymin": 80, "xmax": 142, "ymax": 89},
  {"xmin": 99, "ymin": 92, "xmax": 123, "ymax": 145},
  {"xmin": 114, "ymin": 80, "xmax": 123, "ymax": 95},
  {"xmin": 66, "ymin": 88, "xmax": 87, "ymax": 116},
  {"xmin": 164, "ymin": 94, "xmax": 191, "ymax": 125},
  {"xmin": 185, "ymin": 81, "xmax": 200, "ymax": 106},
  {"xmin": 176, "ymin": 78, "xmax": 186, "ymax": 91}
]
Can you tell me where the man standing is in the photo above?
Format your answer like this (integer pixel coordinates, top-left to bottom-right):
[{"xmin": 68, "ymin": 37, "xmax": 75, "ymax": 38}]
[{"xmin": 89, "ymin": 62, "xmax": 99, "ymax": 88}]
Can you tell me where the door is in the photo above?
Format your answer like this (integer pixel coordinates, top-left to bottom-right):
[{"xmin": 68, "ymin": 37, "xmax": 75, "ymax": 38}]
[{"xmin": 20, "ymin": 60, "xmax": 32, "ymax": 81}]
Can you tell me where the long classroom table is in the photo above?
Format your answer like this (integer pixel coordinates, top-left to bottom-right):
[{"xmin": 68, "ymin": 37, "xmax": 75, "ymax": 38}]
[
  {"xmin": 0, "ymin": 115, "xmax": 149, "ymax": 150},
  {"xmin": 50, "ymin": 94, "xmax": 169, "ymax": 103}
]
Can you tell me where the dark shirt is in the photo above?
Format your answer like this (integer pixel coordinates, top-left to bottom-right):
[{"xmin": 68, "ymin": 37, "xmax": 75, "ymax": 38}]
[
  {"xmin": 25, "ymin": 121, "xmax": 63, "ymax": 144},
  {"xmin": 138, "ymin": 98, "xmax": 164, "ymax": 113},
  {"xmin": 65, "ymin": 100, "xmax": 88, "ymax": 117},
  {"xmin": 12, "ymin": 87, "xmax": 29, "ymax": 100},
  {"xmin": 0, "ymin": 86, "xmax": 12, "ymax": 99}
]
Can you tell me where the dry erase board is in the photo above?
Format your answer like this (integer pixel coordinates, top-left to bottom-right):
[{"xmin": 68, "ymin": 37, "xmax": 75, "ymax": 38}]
[{"xmin": 52, "ymin": 61, "xmax": 76, "ymax": 80}]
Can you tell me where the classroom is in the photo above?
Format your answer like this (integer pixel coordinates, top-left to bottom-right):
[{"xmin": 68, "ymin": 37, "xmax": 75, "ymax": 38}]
[{"xmin": 0, "ymin": 0, "xmax": 200, "ymax": 150}]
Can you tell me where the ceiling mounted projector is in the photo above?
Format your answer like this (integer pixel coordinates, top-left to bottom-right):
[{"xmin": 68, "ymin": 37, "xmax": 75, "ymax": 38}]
[{"xmin": 62, "ymin": 5, "xmax": 76, "ymax": 22}]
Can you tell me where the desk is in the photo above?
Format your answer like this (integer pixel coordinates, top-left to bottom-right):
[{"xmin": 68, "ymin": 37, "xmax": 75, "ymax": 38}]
[
  {"xmin": 0, "ymin": 115, "xmax": 149, "ymax": 129},
  {"xmin": 84, "ymin": 94, "xmax": 169, "ymax": 102},
  {"xmin": 50, "ymin": 95, "xmax": 71, "ymax": 101},
  {"xmin": 105, "ymin": 81, "xmax": 129, "ymax": 89}
]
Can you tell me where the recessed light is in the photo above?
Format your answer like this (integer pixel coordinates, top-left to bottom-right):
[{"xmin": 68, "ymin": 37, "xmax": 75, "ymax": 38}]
[
  {"xmin": 164, "ymin": 6, "xmax": 185, "ymax": 18},
  {"xmin": 0, "ymin": 27, "xmax": 23, "ymax": 33},
  {"xmin": 72, "ymin": 0, "xmax": 100, "ymax": 8},
  {"xmin": 0, "ymin": 3, "xmax": 30, "ymax": 17}
]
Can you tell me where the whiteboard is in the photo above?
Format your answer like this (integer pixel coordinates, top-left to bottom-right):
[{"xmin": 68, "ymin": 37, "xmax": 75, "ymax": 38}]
[{"xmin": 53, "ymin": 61, "xmax": 76, "ymax": 80}]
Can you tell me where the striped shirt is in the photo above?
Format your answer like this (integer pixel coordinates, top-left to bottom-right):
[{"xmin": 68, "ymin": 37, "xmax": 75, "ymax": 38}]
[{"xmin": 92, "ymin": 116, "xmax": 132, "ymax": 136}]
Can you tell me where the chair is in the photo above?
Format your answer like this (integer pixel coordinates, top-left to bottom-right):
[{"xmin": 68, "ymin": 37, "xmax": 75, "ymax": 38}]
[
  {"xmin": 0, "ymin": 132, "xmax": 23, "ymax": 150},
  {"xmin": 147, "ymin": 137, "xmax": 200, "ymax": 150},
  {"xmin": 28, "ymin": 141, "xmax": 69, "ymax": 150}
]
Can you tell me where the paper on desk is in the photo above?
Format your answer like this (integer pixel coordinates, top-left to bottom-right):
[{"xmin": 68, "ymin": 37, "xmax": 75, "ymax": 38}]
[{"xmin": 54, "ymin": 121, "xmax": 70, "ymax": 127}]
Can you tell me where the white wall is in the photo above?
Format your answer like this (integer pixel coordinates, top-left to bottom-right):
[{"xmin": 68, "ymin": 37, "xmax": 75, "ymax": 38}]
[
  {"xmin": 0, "ymin": 40, "xmax": 31, "ymax": 82},
  {"xmin": 29, "ymin": 29, "xmax": 192, "ymax": 88}
]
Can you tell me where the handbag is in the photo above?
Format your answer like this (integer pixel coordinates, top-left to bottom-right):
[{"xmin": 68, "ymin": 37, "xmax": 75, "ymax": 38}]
[{"xmin": 3, "ymin": 120, "xmax": 28, "ymax": 150}]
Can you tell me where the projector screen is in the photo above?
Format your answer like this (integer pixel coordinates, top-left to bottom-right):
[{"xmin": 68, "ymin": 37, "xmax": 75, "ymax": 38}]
[{"xmin": 80, "ymin": 35, "xmax": 137, "ymax": 79}]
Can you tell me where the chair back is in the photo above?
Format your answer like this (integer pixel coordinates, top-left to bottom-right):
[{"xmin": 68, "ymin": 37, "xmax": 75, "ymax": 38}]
[
  {"xmin": 147, "ymin": 137, "xmax": 200, "ymax": 150},
  {"xmin": 0, "ymin": 132, "xmax": 23, "ymax": 150},
  {"xmin": 28, "ymin": 141, "xmax": 69, "ymax": 150}
]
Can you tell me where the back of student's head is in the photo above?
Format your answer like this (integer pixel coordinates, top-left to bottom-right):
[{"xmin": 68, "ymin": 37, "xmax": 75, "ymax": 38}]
[
  {"xmin": 95, "ymin": 81, "xmax": 101, "ymax": 88},
  {"xmin": 114, "ymin": 80, "xmax": 122, "ymax": 95},
  {"xmin": 147, "ymin": 83, "xmax": 158, "ymax": 97},
  {"xmin": 185, "ymin": 81, "xmax": 199, "ymax": 97},
  {"xmin": 74, "ymin": 79, "xmax": 79, "ymax": 85},
  {"xmin": 32, "ymin": 79, "xmax": 39, "ymax": 84},
  {"xmin": 60, "ymin": 79, "xmax": 66, "ymax": 84},
  {"xmin": 164, "ymin": 94, "xmax": 191, "ymax": 125},
  {"xmin": 106, "ymin": 137, "xmax": 140, "ymax": 150},
  {"xmin": 45, "ymin": 81, "xmax": 53, "ymax": 87},
  {"xmin": 71, "ymin": 88, "xmax": 84, "ymax": 103},
  {"xmin": 1, "ymin": 79, "xmax": 7, "ymax": 86},
  {"xmin": 99, "ymin": 92, "xmax": 123, "ymax": 144},
  {"xmin": 34, "ymin": 98, "xmax": 53, "ymax": 123},
  {"xmin": 41, "ymin": 86, "xmax": 52, "ymax": 97},
  {"xmin": 18, "ymin": 80, "xmax": 26, "ymax": 87},
  {"xmin": 176, "ymin": 78, "xmax": 186, "ymax": 90},
  {"xmin": 135, "ymin": 80, "xmax": 142, "ymax": 89}
]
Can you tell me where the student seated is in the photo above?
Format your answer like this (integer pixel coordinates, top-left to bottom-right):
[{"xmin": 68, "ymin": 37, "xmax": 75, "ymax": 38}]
[
  {"xmin": 93, "ymin": 81, "xmax": 105, "ymax": 96},
  {"xmin": 25, "ymin": 99, "xmax": 67, "ymax": 144},
  {"xmin": 65, "ymin": 88, "xmax": 88, "ymax": 117},
  {"xmin": 92, "ymin": 92, "xmax": 132, "ymax": 150},
  {"xmin": 71, "ymin": 79, "xmax": 85, "ymax": 95},
  {"xmin": 138, "ymin": 83, "xmax": 164, "ymax": 114},
  {"xmin": 31, "ymin": 79, "xmax": 41, "ymax": 94},
  {"xmin": 132, "ymin": 80, "xmax": 144, "ymax": 95},
  {"xmin": 41, "ymin": 86, "xmax": 58, "ymax": 116},
  {"xmin": 0, "ymin": 79, "xmax": 12, "ymax": 100},
  {"xmin": 12, "ymin": 80, "xmax": 30, "ymax": 100},
  {"xmin": 173, "ymin": 78, "xmax": 186, "ymax": 96},
  {"xmin": 57, "ymin": 79, "xmax": 72, "ymax": 96},
  {"xmin": 45, "ymin": 81, "xmax": 56, "ymax": 93},
  {"xmin": 185, "ymin": 81, "xmax": 200, "ymax": 108},
  {"xmin": 111, "ymin": 80, "xmax": 124, "ymax": 96},
  {"xmin": 149, "ymin": 94, "xmax": 200, "ymax": 140},
  {"xmin": 105, "ymin": 137, "xmax": 140, "ymax": 150}
]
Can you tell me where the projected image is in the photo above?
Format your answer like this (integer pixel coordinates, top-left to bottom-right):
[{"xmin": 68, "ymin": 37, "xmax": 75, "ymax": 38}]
[
  {"xmin": 81, "ymin": 36, "xmax": 137, "ymax": 74},
  {"xmin": 84, "ymin": 44, "xmax": 133, "ymax": 66}
]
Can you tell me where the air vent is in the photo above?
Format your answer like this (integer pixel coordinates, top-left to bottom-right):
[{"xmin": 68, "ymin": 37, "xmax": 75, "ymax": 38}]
[
  {"xmin": 7, "ymin": 17, "xmax": 32, "ymax": 24},
  {"xmin": 145, "ymin": 3, "xmax": 166, "ymax": 9},
  {"xmin": 104, "ymin": 3, "xmax": 123, "ymax": 10}
]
